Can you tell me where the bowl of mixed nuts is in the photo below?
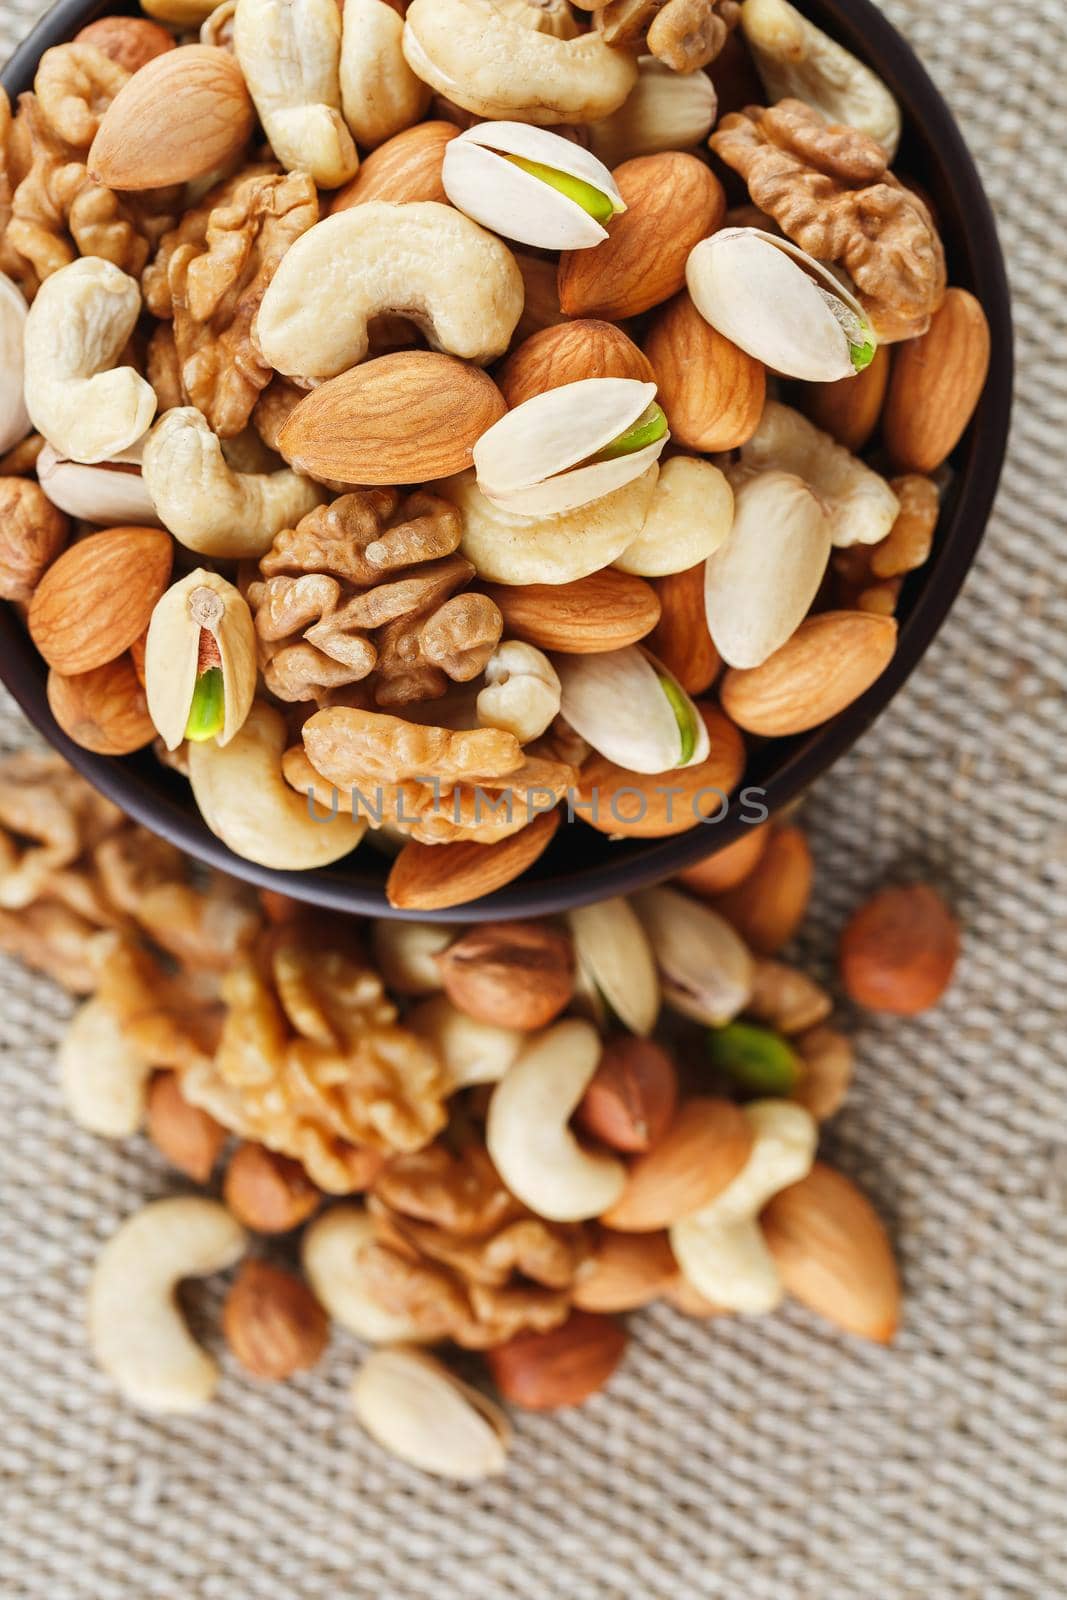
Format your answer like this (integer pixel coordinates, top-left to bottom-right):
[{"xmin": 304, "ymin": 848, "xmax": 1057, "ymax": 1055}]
[{"xmin": 0, "ymin": 0, "xmax": 1012, "ymax": 917}]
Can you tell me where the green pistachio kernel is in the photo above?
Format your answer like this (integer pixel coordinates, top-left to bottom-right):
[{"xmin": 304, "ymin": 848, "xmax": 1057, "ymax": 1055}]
[
  {"xmin": 594, "ymin": 402, "xmax": 669, "ymax": 463},
  {"xmin": 706, "ymin": 1021, "xmax": 801, "ymax": 1095},
  {"xmin": 851, "ymin": 337, "xmax": 877, "ymax": 373},
  {"xmin": 503, "ymin": 154, "xmax": 616, "ymax": 225},
  {"xmin": 659, "ymin": 674, "xmax": 696, "ymax": 765},
  {"xmin": 184, "ymin": 666, "xmax": 225, "ymax": 743}
]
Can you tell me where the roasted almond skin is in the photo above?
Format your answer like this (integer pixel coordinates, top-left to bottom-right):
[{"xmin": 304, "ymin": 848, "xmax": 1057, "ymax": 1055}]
[
  {"xmin": 600, "ymin": 1097, "xmax": 753, "ymax": 1231},
  {"xmin": 88, "ymin": 45, "xmax": 254, "ymax": 190},
  {"xmin": 486, "ymin": 1311, "xmax": 627, "ymax": 1410},
  {"xmin": 576, "ymin": 703, "xmax": 745, "ymax": 839},
  {"xmin": 644, "ymin": 290, "xmax": 765, "ymax": 452},
  {"xmin": 28, "ymin": 526, "xmax": 173, "ymax": 674},
  {"xmin": 223, "ymin": 1142, "xmax": 323, "ymax": 1233},
  {"xmin": 677, "ymin": 822, "xmax": 770, "ymax": 898},
  {"xmin": 763, "ymin": 1162, "xmax": 901, "ymax": 1343},
  {"xmin": 223, "ymin": 1260, "xmax": 329, "ymax": 1381},
  {"xmin": 481, "ymin": 569, "xmax": 661, "ymax": 654},
  {"xmin": 575, "ymin": 1035, "xmax": 678, "ymax": 1154},
  {"xmin": 720, "ymin": 611, "xmax": 897, "ymax": 737},
  {"xmin": 712, "ymin": 825, "xmax": 813, "ymax": 956},
  {"xmin": 839, "ymin": 883, "xmax": 960, "ymax": 1014},
  {"xmin": 145, "ymin": 1071, "xmax": 227, "ymax": 1184},
  {"xmin": 558, "ymin": 153, "xmax": 726, "ymax": 320},
  {"xmin": 802, "ymin": 342, "xmax": 891, "ymax": 453},
  {"xmin": 648, "ymin": 563, "xmax": 720, "ymax": 694},
  {"xmin": 387, "ymin": 809, "xmax": 561, "ymax": 911},
  {"xmin": 330, "ymin": 120, "xmax": 459, "ymax": 212},
  {"xmin": 883, "ymin": 288, "xmax": 991, "ymax": 473},
  {"xmin": 47, "ymin": 656, "xmax": 155, "ymax": 756},
  {"xmin": 497, "ymin": 320, "xmax": 655, "ymax": 410},
  {"xmin": 279, "ymin": 352, "xmax": 506, "ymax": 485},
  {"xmin": 571, "ymin": 1230, "xmax": 678, "ymax": 1313}
]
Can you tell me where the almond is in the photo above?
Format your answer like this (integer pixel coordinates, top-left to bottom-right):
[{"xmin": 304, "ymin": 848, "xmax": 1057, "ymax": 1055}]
[
  {"xmin": 882, "ymin": 288, "xmax": 990, "ymax": 473},
  {"xmin": 223, "ymin": 1260, "xmax": 329, "ymax": 1381},
  {"xmin": 330, "ymin": 120, "xmax": 459, "ymax": 212},
  {"xmin": 644, "ymin": 290, "xmax": 765, "ymax": 452},
  {"xmin": 720, "ymin": 611, "xmax": 897, "ymax": 737},
  {"xmin": 496, "ymin": 320, "xmax": 654, "ymax": 410},
  {"xmin": 762, "ymin": 1162, "xmax": 901, "ymax": 1343},
  {"xmin": 75, "ymin": 16, "xmax": 176, "ymax": 74},
  {"xmin": 571, "ymin": 1230, "xmax": 677, "ymax": 1314},
  {"xmin": 648, "ymin": 562, "xmax": 720, "ymax": 694},
  {"xmin": 802, "ymin": 341, "xmax": 891, "ymax": 453},
  {"xmin": 89, "ymin": 45, "xmax": 254, "ymax": 190},
  {"xmin": 600, "ymin": 1097, "xmax": 753, "ymax": 1231},
  {"xmin": 223, "ymin": 1142, "xmax": 323, "ymax": 1233},
  {"xmin": 145, "ymin": 1071, "xmax": 227, "ymax": 1184},
  {"xmin": 576, "ymin": 703, "xmax": 745, "ymax": 839},
  {"xmin": 435, "ymin": 920, "xmax": 574, "ymax": 1030},
  {"xmin": 486, "ymin": 1311, "xmax": 627, "ymax": 1410},
  {"xmin": 712, "ymin": 824, "xmax": 813, "ymax": 955},
  {"xmin": 558, "ymin": 153, "xmax": 725, "ymax": 320},
  {"xmin": 677, "ymin": 822, "xmax": 770, "ymax": 897},
  {"xmin": 47, "ymin": 655, "xmax": 155, "ymax": 756},
  {"xmin": 28, "ymin": 526, "xmax": 173, "ymax": 675},
  {"xmin": 575, "ymin": 1035, "xmax": 678, "ymax": 1154},
  {"xmin": 839, "ymin": 883, "xmax": 959, "ymax": 1015},
  {"xmin": 480, "ymin": 568, "xmax": 660, "ymax": 654},
  {"xmin": 278, "ymin": 352, "xmax": 506, "ymax": 486},
  {"xmin": 387, "ymin": 808, "xmax": 561, "ymax": 911}
]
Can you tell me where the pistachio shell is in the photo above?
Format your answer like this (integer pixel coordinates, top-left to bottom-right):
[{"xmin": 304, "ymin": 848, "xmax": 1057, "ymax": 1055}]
[
  {"xmin": 36, "ymin": 443, "xmax": 160, "ymax": 526},
  {"xmin": 474, "ymin": 377, "xmax": 667, "ymax": 515},
  {"xmin": 145, "ymin": 569, "xmax": 256, "ymax": 750},
  {"xmin": 443, "ymin": 122, "xmax": 623, "ymax": 250},
  {"xmin": 633, "ymin": 886, "xmax": 755, "ymax": 1026},
  {"xmin": 555, "ymin": 644, "xmax": 709, "ymax": 774},
  {"xmin": 686, "ymin": 228, "xmax": 871, "ymax": 383},
  {"xmin": 352, "ymin": 1347, "xmax": 510, "ymax": 1480},
  {"xmin": 568, "ymin": 897, "xmax": 660, "ymax": 1036}
]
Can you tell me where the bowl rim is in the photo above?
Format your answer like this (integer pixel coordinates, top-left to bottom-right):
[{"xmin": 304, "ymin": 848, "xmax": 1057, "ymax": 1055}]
[{"xmin": 1, "ymin": 0, "xmax": 1014, "ymax": 920}]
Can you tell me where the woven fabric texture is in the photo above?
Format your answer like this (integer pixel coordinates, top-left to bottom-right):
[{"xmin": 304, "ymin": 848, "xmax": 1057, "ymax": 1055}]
[{"xmin": 2, "ymin": 3, "xmax": 1065, "ymax": 1596}]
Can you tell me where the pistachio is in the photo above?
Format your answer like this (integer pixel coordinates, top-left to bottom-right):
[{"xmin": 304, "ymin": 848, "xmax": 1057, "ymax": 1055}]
[
  {"xmin": 707, "ymin": 1021, "xmax": 801, "ymax": 1094},
  {"xmin": 443, "ymin": 122, "xmax": 624, "ymax": 249},
  {"xmin": 686, "ymin": 228, "xmax": 876, "ymax": 383},
  {"xmin": 352, "ymin": 1347, "xmax": 510, "ymax": 1481},
  {"xmin": 633, "ymin": 886, "xmax": 755, "ymax": 1026},
  {"xmin": 568, "ymin": 896, "xmax": 661, "ymax": 1036},
  {"xmin": 555, "ymin": 645, "xmax": 708, "ymax": 774},
  {"xmin": 36, "ymin": 444, "xmax": 160, "ymax": 526},
  {"xmin": 473, "ymin": 377, "xmax": 669, "ymax": 516},
  {"xmin": 145, "ymin": 569, "xmax": 256, "ymax": 751},
  {"xmin": 0, "ymin": 271, "xmax": 31, "ymax": 456}
]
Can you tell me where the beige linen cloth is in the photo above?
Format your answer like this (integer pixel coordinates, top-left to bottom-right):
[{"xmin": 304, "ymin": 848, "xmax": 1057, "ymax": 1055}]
[{"xmin": 1, "ymin": 3, "xmax": 1065, "ymax": 1596}]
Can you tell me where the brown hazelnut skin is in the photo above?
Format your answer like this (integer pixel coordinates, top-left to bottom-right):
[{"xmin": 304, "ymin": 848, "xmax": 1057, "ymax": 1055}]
[
  {"xmin": 574, "ymin": 1035, "xmax": 678, "ymax": 1154},
  {"xmin": 223, "ymin": 1261, "xmax": 329, "ymax": 1382},
  {"xmin": 435, "ymin": 920, "xmax": 574, "ymax": 1031},
  {"xmin": 486, "ymin": 1311, "xmax": 627, "ymax": 1411},
  {"xmin": 145, "ymin": 1071, "xmax": 227, "ymax": 1183},
  {"xmin": 223, "ymin": 1143, "xmax": 322, "ymax": 1233},
  {"xmin": 839, "ymin": 884, "xmax": 960, "ymax": 1014}
]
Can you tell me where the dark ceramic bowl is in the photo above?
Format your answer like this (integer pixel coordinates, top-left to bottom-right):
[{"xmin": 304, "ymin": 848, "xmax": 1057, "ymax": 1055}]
[{"xmin": 1, "ymin": 0, "xmax": 1013, "ymax": 919}]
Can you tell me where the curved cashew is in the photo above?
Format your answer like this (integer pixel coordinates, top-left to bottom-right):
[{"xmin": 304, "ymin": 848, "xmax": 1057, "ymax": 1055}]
[
  {"xmin": 443, "ymin": 464, "xmax": 659, "ymax": 587},
  {"xmin": 372, "ymin": 919, "xmax": 453, "ymax": 996},
  {"xmin": 36, "ymin": 443, "xmax": 161, "ymax": 526},
  {"xmin": 255, "ymin": 203, "xmax": 524, "ymax": 380},
  {"xmin": 142, "ymin": 408, "xmax": 325, "ymax": 559},
  {"xmin": 407, "ymin": 994, "xmax": 525, "ymax": 1093},
  {"xmin": 615, "ymin": 456, "xmax": 734, "ymax": 578},
  {"xmin": 302, "ymin": 1206, "xmax": 429, "ymax": 1343},
  {"xmin": 234, "ymin": 0, "xmax": 358, "ymax": 189},
  {"xmin": 670, "ymin": 1099, "xmax": 817, "ymax": 1313},
  {"xmin": 188, "ymin": 701, "xmax": 368, "ymax": 869},
  {"xmin": 739, "ymin": 401, "xmax": 899, "ymax": 549},
  {"xmin": 402, "ymin": 0, "xmax": 638, "ymax": 125},
  {"xmin": 476, "ymin": 640, "xmax": 561, "ymax": 744},
  {"xmin": 340, "ymin": 0, "xmax": 431, "ymax": 149},
  {"xmin": 88, "ymin": 1197, "xmax": 246, "ymax": 1412},
  {"xmin": 741, "ymin": 0, "xmax": 901, "ymax": 160},
  {"xmin": 486, "ymin": 1019, "xmax": 625, "ymax": 1222},
  {"xmin": 0, "ymin": 271, "xmax": 31, "ymax": 456},
  {"xmin": 23, "ymin": 258, "xmax": 157, "ymax": 464},
  {"xmin": 633, "ymin": 887, "xmax": 755, "ymax": 1026},
  {"xmin": 58, "ymin": 996, "xmax": 154, "ymax": 1138}
]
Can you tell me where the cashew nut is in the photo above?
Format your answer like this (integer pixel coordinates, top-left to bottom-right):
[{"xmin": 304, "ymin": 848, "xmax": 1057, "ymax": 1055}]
[
  {"xmin": 402, "ymin": 0, "xmax": 638, "ymax": 125},
  {"xmin": 407, "ymin": 994, "xmax": 525, "ymax": 1093},
  {"xmin": 188, "ymin": 701, "xmax": 368, "ymax": 869},
  {"xmin": 741, "ymin": 0, "xmax": 901, "ymax": 160},
  {"xmin": 738, "ymin": 401, "xmax": 900, "ymax": 548},
  {"xmin": 36, "ymin": 442, "xmax": 161, "ymax": 526},
  {"xmin": 477, "ymin": 640, "xmax": 561, "ymax": 744},
  {"xmin": 234, "ymin": 0, "xmax": 359, "ymax": 189},
  {"xmin": 88, "ymin": 1197, "xmax": 246, "ymax": 1412},
  {"xmin": 340, "ymin": 0, "xmax": 431, "ymax": 149},
  {"xmin": 633, "ymin": 886, "xmax": 755, "ymax": 1026},
  {"xmin": 302, "ymin": 1206, "xmax": 429, "ymax": 1343},
  {"xmin": 615, "ymin": 455, "xmax": 734, "ymax": 577},
  {"xmin": 589, "ymin": 55, "xmax": 717, "ymax": 169},
  {"xmin": 486, "ymin": 1019, "xmax": 626, "ymax": 1221},
  {"xmin": 670, "ymin": 1099, "xmax": 817, "ymax": 1313},
  {"xmin": 22, "ymin": 258, "xmax": 157, "ymax": 464},
  {"xmin": 58, "ymin": 996, "xmax": 154, "ymax": 1138},
  {"xmin": 372, "ymin": 919, "xmax": 453, "ymax": 996},
  {"xmin": 443, "ymin": 464, "xmax": 659, "ymax": 587},
  {"xmin": 255, "ymin": 203, "xmax": 524, "ymax": 381},
  {"xmin": 142, "ymin": 408, "xmax": 325, "ymax": 559},
  {"xmin": 0, "ymin": 271, "xmax": 31, "ymax": 456}
]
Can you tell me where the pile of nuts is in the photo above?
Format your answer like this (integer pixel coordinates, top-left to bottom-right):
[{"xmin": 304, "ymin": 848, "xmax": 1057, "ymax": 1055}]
[
  {"xmin": 0, "ymin": 746, "xmax": 962, "ymax": 1477},
  {"xmin": 0, "ymin": 0, "xmax": 991, "ymax": 908}
]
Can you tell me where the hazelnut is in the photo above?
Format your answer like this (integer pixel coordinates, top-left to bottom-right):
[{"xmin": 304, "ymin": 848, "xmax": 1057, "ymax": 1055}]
[
  {"xmin": 435, "ymin": 920, "xmax": 574, "ymax": 1031},
  {"xmin": 145, "ymin": 1071, "xmax": 226, "ymax": 1183},
  {"xmin": 839, "ymin": 884, "xmax": 960, "ymax": 1014},
  {"xmin": 223, "ymin": 1260, "xmax": 329, "ymax": 1381},
  {"xmin": 486, "ymin": 1311, "xmax": 627, "ymax": 1411},
  {"xmin": 74, "ymin": 15, "xmax": 176, "ymax": 74},
  {"xmin": 223, "ymin": 1143, "xmax": 322, "ymax": 1233},
  {"xmin": 574, "ymin": 1035, "xmax": 677, "ymax": 1153}
]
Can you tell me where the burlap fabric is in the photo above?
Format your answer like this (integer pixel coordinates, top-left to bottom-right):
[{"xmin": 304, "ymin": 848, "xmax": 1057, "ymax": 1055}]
[{"xmin": 2, "ymin": 3, "xmax": 1064, "ymax": 1595}]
